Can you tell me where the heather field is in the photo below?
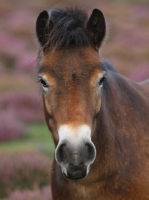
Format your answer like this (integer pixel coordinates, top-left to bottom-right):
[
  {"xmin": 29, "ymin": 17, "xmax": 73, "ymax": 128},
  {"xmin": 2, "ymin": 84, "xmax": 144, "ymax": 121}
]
[{"xmin": 0, "ymin": 0, "xmax": 149, "ymax": 199}]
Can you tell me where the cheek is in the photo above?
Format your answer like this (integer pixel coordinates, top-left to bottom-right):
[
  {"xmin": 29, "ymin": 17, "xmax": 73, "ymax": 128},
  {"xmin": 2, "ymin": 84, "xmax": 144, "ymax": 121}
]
[
  {"xmin": 43, "ymin": 98, "xmax": 52, "ymax": 128},
  {"xmin": 96, "ymin": 97, "xmax": 101, "ymax": 114},
  {"xmin": 45, "ymin": 99, "xmax": 51, "ymax": 115},
  {"xmin": 48, "ymin": 118, "xmax": 59, "ymax": 144},
  {"xmin": 92, "ymin": 87, "xmax": 102, "ymax": 115},
  {"xmin": 43, "ymin": 98, "xmax": 59, "ymax": 144}
]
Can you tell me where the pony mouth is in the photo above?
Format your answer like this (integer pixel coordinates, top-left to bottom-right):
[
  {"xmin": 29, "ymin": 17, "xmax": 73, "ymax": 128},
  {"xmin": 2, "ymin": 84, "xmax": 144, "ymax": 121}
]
[
  {"xmin": 62, "ymin": 171, "xmax": 87, "ymax": 180},
  {"xmin": 61, "ymin": 166, "xmax": 90, "ymax": 180}
]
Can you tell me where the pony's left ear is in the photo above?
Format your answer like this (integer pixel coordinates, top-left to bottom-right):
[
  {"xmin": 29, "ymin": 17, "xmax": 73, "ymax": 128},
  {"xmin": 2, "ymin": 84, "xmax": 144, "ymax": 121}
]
[{"xmin": 87, "ymin": 9, "xmax": 106, "ymax": 49}]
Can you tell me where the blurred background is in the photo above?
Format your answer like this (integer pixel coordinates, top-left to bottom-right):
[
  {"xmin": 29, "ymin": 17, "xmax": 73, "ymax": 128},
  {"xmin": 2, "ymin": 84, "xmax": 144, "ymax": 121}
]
[{"xmin": 0, "ymin": 0, "xmax": 149, "ymax": 199}]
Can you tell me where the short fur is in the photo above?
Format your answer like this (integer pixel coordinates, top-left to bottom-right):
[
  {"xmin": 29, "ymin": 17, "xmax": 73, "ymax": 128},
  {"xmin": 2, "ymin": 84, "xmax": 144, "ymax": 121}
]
[{"xmin": 36, "ymin": 7, "xmax": 149, "ymax": 200}]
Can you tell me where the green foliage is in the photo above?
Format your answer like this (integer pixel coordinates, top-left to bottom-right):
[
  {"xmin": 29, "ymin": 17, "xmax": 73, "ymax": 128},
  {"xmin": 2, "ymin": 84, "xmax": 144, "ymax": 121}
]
[{"xmin": 0, "ymin": 124, "xmax": 55, "ymax": 156}]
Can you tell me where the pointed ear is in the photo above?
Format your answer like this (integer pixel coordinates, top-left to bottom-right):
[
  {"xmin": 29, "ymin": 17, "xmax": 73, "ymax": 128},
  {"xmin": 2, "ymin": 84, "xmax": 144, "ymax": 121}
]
[
  {"xmin": 87, "ymin": 9, "xmax": 106, "ymax": 49},
  {"xmin": 36, "ymin": 10, "xmax": 53, "ymax": 47}
]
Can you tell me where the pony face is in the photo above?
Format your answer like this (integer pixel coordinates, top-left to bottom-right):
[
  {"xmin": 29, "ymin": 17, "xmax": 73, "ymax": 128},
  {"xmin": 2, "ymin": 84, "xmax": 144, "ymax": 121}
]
[
  {"xmin": 38, "ymin": 48, "xmax": 106, "ymax": 179},
  {"xmin": 36, "ymin": 8, "xmax": 106, "ymax": 180}
]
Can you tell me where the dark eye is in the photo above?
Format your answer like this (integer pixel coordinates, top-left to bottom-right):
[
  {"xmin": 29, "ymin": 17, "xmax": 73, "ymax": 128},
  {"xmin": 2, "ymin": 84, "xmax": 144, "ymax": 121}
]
[
  {"xmin": 38, "ymin": 78, "xmax": 49, "ymax": 90},
  {"xmin": 98, "ymin": 76, "xmax": 105, "ymax": 86}
]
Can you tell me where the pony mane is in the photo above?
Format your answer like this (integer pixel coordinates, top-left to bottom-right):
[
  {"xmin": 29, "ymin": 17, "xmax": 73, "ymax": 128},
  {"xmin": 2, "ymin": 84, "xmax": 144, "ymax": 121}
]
[
  {"xmin": 45, "ymin": 8, "xmax": 91, "ymax": 50},
  {"xmin": 103, "ymin": 60, "xmax": 117, "ymax": 73}
]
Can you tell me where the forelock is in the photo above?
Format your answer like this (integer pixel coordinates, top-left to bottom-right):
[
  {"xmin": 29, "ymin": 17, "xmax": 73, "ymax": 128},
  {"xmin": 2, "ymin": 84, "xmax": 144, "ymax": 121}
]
[{"xmin": 44, "ymin": 8, "xmax": 91, "ymax": 51}]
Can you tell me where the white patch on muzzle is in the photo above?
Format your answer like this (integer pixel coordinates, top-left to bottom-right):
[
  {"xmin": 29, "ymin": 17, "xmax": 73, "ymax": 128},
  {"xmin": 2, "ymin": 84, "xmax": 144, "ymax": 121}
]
[
  {"xmin": 55, "ymin": 124, "xmax": 96, "ymax": 163},
  {"xmin": 58, "ymin": 124, "xmax": 92, "ymax": 145},
  {"xmin": 55, "ymin": 124, "xmax": 96, "ymax": 178}
]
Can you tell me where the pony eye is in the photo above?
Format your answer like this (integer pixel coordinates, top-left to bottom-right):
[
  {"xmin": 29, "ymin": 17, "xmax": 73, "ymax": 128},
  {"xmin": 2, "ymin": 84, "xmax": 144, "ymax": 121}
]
[
  {"xmin": 39, "ymin": 78, "xmax": 49, "ymax": 90},
  {"xmin": 98, "ymin": 76, "xmax": 105, "ymax": 87}
]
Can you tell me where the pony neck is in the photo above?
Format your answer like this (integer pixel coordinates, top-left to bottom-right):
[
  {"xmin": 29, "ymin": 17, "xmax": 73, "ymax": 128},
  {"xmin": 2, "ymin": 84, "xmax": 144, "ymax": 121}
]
[{"xmin": 92, "ymin": 72, "xmax": 148, "ymax": 181}]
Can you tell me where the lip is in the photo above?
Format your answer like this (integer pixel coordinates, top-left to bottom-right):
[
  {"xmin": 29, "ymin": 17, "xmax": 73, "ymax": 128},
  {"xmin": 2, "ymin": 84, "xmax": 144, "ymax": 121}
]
[
  {"xmin": 61, "ymin": 168, "xmax": 89, "ymax": 180},
  {"xmin": 62, "ymin": 171, "xmax": 87, "ymax": 180}
]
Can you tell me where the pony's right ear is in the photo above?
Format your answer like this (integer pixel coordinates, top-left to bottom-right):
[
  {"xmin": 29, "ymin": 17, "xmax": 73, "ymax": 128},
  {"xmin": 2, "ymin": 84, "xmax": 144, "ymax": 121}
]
[{"xmin": 36, "ymin": 10, "xmax": 53, "ymax": 47}]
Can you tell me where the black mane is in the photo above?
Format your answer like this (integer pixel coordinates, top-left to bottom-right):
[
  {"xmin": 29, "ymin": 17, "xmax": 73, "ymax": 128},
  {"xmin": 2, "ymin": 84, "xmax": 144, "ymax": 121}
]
[{"xmin": 45, "ymin": 8, "xmax": 91, "ymax": 50}]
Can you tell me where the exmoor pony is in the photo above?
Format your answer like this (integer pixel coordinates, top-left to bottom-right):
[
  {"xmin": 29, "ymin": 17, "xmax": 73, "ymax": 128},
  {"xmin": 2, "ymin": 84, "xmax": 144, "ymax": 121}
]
[{"xmin": 36, "ymin": 7, "xmax": 149, "ymax": 200}]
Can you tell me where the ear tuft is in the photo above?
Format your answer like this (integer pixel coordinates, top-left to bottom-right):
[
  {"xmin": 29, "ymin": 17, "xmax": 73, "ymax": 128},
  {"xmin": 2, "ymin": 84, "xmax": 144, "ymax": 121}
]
[
  {"xmin": 87, "ymin": 9, "xmax": 106, "ymax": 49},
  {"xmin": 36, "ymin": 10, "xmax": 51, "ymax": 47}
]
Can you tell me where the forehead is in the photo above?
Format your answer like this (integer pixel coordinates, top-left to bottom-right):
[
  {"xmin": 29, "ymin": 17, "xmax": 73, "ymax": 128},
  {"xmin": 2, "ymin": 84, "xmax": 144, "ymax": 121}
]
[{"xmin": 38, "ymin": 47, "xmax": 104, "ymax": 80}]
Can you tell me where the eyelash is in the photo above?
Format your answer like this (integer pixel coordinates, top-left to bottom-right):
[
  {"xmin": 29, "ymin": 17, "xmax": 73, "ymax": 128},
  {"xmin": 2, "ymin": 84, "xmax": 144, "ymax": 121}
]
[
  {"xmin": 98, "ymin": 76, "xmax": 105, "ymax": 86},
  {"xmin": 38, "ymin": 78, "xmax": 49, "ymax": 89}
]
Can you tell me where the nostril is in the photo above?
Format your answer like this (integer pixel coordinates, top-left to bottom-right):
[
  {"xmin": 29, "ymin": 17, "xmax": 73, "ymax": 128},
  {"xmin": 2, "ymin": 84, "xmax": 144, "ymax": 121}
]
[
  {"xmin": 84, "ymin": 143, "xmax": 96, "ymax": 165},
  {"xmin": 56, "ymin": 143, "xmax": 68, "ymax": 165}
]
